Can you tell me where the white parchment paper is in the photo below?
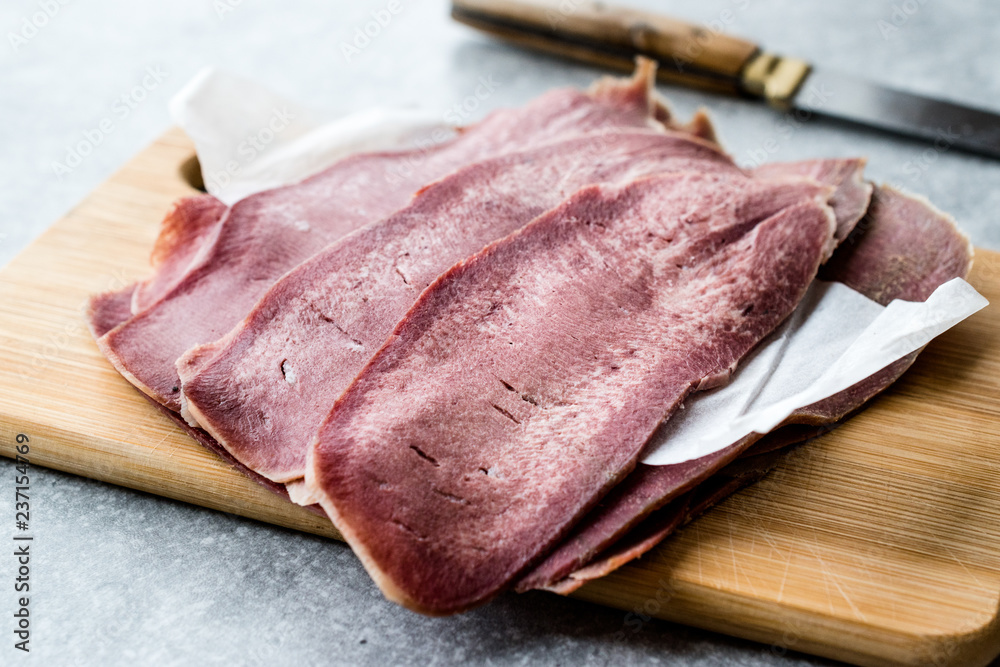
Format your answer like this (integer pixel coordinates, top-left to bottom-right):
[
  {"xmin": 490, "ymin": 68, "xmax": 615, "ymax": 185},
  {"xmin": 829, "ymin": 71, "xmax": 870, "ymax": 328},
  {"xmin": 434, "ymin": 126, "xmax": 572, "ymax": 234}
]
[
  {"xmin": 642, "ymin": 278, "xmax": 987, "ymax": 465},
  {"xmin": 170, "ymin": 68, "xmax": 452, "ymax": 205},
  {"xmin": 170, "ymin": 70, "xmax": 989, "ymax": 468}
]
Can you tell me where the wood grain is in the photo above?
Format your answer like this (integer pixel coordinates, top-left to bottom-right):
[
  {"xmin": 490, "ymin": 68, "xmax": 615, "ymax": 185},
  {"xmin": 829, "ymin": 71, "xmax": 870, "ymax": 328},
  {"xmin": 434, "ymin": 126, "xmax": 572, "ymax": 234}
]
[
  {"xmin": 451, "ymin": 0, "xmax": 761, "ymax": 95},
  {"xmin": 1, "ymin": 128, "xmax": 998, "ymax": 666}
]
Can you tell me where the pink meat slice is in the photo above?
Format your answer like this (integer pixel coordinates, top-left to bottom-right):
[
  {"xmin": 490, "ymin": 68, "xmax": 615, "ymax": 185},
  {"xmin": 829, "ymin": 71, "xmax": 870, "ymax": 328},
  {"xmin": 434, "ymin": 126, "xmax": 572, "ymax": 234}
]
[
  {"xmin": 534, "ymin": 185, "xmax": 973, "ymax": 593},
  {"xmin": 86, "ymin": 153, "xmax": 867, "ymax": 506},
  {"xmin": 91, "ymin": 60, "xmax": 673, "ymax": 413},
  {"xmin": 114, "ymin": 62, "xmax": 717, "ymax": 332},
  {"xmin": 306, "ymin": 172, "xmax": 837, "ymax": 615},
  {"xmin": 130, "ymin": 194, "xmax": 229, "ymax": 314},
  {"xmin": 87, "ymin": 286, "xmax": 137, "ymax": 339},
  {"xmin": 179, "ymin": 131, "xmax": 741, "ymax": 484},
  {"xmin": 87, "ymin": 196, "xmax": 228, "ymax": 338},
  {"xmin": 514, "ymin": 164, "xmax": 868, "ymax": 592},
  {"xmin": 818, "ymin": 186, "xmax": 974, "ymax": 306},
  {"xmin": 177, "ymin": 155, "xmax": 865, "ymax": 489},
  {"xmin": 549, "ymin": 444, "xmax": 786, "ymax": 594},
  {"xmin": 754, "ymin": 159, "xmax": 872, "ymax": 243}
]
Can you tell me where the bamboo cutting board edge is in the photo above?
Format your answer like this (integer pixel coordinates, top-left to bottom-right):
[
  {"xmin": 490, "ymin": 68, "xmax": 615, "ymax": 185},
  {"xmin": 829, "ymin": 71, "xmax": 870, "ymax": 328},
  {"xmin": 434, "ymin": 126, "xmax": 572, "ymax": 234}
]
[{"xmin": 1, "ymin": 127, "xmax": 999, "ymax": 667}]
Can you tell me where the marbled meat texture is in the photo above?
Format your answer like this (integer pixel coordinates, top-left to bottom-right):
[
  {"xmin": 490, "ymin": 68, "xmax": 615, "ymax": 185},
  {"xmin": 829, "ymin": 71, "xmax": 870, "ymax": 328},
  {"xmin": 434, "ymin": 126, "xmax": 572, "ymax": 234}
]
[
  {"xmin": 530, "ymin": 185, "xmax": 974, "ymax": 593},
  {"xmin": 754, "ymin": 159, "xmax": 872, "ymax": 243},
  {"xmin": 306, "ymin": 172, "xmax": 838, "ymax": 615},
  {"xmin": 181, "ymin": 147, "xmax": 866, "ymax": 490},
  {"xmin": 180, "ymin": 131, "xmax": 740, "ymax": 483},
  {"xmin": 92, "ymin": 60, "xmax": 672, "ymax": 412}
]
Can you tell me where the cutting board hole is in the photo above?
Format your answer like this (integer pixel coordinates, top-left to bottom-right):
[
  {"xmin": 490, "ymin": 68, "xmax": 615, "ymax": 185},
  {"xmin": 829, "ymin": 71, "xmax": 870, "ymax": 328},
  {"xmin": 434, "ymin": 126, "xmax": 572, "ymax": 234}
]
[{"xmin": 179, "ymin": 154, "xmax": 206, "ymax": 192}]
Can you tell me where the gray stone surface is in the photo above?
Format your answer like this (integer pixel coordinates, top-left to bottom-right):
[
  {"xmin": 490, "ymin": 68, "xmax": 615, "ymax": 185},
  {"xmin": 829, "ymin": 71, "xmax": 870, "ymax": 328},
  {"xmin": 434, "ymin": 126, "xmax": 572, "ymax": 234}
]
[{"xmin": 0, "ymin": 0, "xmax": 998, "ymax": 664}]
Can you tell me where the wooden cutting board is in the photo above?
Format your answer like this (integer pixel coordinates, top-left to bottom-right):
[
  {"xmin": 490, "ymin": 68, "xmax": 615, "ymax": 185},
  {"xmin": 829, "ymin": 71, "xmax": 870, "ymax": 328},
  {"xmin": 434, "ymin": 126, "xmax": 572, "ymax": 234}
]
[{"xmin": 1, "ymin": 128, "xmax": 998, "ymax": 667}]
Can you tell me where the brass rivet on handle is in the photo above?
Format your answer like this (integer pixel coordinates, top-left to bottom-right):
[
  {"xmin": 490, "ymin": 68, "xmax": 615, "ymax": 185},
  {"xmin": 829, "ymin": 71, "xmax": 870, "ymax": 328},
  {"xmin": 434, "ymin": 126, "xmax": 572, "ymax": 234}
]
[{"xmin": 741, "ymin": 51, "xmax": 811, "ymax": 110}]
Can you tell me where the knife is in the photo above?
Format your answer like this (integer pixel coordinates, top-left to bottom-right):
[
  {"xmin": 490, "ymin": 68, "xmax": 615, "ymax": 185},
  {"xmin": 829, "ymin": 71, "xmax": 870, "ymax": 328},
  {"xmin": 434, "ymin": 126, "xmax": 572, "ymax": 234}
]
[{"xmin": 451, "ymin": 0, "xmax": 1000, "ymax": 159}]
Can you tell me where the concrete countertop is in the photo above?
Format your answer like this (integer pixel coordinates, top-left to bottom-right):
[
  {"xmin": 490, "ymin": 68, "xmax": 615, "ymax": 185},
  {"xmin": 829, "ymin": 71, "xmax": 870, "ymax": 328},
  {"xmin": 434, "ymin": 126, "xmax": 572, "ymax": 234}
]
[{"xmin": 1, "ymin": 0, "xmax": 998, "ymax": 664}]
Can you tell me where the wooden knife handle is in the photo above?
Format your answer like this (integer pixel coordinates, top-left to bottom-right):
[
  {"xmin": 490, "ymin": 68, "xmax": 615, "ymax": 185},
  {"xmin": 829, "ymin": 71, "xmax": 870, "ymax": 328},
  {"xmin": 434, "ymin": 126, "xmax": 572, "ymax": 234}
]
[{"xmin": 451, "ymin": 0, "xmax": 762, "ymax": 94}]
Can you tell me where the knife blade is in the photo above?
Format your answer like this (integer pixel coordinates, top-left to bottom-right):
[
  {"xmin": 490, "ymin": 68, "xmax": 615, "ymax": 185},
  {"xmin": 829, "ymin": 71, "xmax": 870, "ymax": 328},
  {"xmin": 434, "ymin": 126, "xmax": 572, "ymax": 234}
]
[
  {"xmin": 791, "ymin": 68, "xmax": 1000, "ymax": 158},
  {"xmin": 451, "ymin": 0, "xmax": 1000, "ymax": 159}
]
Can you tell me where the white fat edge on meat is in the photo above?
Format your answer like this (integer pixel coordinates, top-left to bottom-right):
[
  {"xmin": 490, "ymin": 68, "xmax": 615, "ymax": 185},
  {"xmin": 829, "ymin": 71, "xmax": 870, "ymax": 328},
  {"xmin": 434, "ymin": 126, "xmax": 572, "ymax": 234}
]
[
  {"xmin": 285, "ymin": 478, "xmax": 321, "ymax": 506},
  {"xmin": 179, "ymin": 391, "xmax": 199, "ymax": 428}
]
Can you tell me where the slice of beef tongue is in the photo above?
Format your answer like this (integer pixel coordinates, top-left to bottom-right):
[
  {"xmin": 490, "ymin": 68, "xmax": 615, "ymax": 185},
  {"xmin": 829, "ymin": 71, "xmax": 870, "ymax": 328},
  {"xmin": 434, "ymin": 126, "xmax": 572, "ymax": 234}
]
[
  {"xmin": 87, "ymin": 195, "xmax": 228, "ymax": 333},
  {"xmin": 306, "ymin": 172, "xmax": 836, "ymax": 615},
  {"xmin": 179, "ymin": 130, "xmax": 739, "ymax": 484},
  {"xmin": 131, "ymin": 194, "xmax": 229, "ymax": 314},
  {"xmin": 514, "ymin": 161, "xmax": 868, "ymax": 593},
  {"xmin": 91, "ymin": 59, "xmax": 674, "ymax": 413},
  {"xmin": 548, "ymin": 440, "xmax": 792, "ymax": 595},
  {"xmin": 754, "ymin": 159, "xmax": 872, "ymax": 243},
  {"xmin": 87, "ymin": 287, "xmax": 137, "ymax": 339},
  {"xmin": 532, "ymin": 185, "xmax": 973, "ymax": 594}
]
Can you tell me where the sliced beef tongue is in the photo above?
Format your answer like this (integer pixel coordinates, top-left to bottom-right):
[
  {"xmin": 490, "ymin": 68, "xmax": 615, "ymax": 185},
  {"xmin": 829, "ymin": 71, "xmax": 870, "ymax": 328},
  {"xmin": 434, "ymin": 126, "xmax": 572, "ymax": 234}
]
[
  {"xmin": 178, "ymin": 151, "xmax": 867, "ymax": 490},
  {"xmin": 131, "ymin": 194, "xmax": 229, "ymax": 314},
  {"xmin": 819, "ymin": 185, "xmax": 973, "ymax": 305},
  {"xmin": 547, "ymin": 441, "xmax": 791, "ymax": 595},
  {"xmin": 533, "ymin": 185, "xmax": 973, "ymax": 594},
  {"xmin": 179, "ymin": 131, "xmax": 740, "ymax": 484},
  {"xmin": 90, "ymin": 59, "xmax": 674, "ymax": 413},
  {"xmin": 513, "ymin": 159, "xmax": 869, "ymax": 593},
  {"xmin": 306, "ymin": 172, "xmax": 836, "ymax": 615},
  {"xmin": 753, "ymin": 159, "xmax": 872, "ymax": 243},
  {"xmin": 88, "ymin": 195, "xmax": 229, "ymax": 337},
  {"xmin": 87, "ymin": 286, "xmax": 138, "ymax": 339}
]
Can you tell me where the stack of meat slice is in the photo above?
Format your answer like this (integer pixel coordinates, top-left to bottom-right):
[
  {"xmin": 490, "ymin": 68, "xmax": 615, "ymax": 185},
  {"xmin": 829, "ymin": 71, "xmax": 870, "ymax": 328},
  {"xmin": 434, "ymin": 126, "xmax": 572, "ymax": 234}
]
[
  {"xmin": 517, "ymin": 185, "xmax": 973, "ymax": 595},
  {"xmin": 91, "ymin": 58, "xmax": 692, "ymax": 414},
  {"xmin": 89, "ymin": 57, "xmax": 690, "ymax": 498},
  {"xmin": 88, "ymin": 59, "xmax": 973, "ymax": 616}
]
